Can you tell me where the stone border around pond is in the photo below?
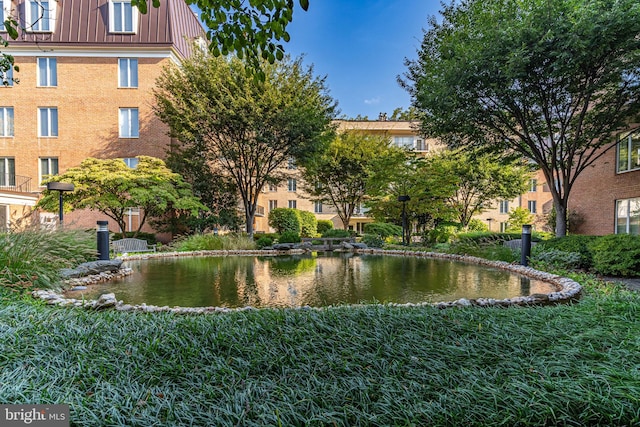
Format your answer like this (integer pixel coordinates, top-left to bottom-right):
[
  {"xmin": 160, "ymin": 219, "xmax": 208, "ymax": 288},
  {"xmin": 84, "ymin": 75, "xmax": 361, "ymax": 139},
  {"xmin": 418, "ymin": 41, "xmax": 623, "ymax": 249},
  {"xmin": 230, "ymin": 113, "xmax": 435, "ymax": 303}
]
[{"xmin": 32, "ymin": 249, "xmax": 582, "ymax": 313}]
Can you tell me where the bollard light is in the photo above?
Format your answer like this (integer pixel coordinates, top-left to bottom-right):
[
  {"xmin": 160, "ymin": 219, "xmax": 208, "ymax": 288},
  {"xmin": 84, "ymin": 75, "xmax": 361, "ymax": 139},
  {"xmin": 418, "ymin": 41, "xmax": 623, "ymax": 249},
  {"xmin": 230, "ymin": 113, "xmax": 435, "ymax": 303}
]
[
  {"xmin": 97, "ymin": 221, "xmax": 110, "ymax": 260},
  {"xmin": 520, "ymin": 224, "xmax": 532, "ymax": 266}
]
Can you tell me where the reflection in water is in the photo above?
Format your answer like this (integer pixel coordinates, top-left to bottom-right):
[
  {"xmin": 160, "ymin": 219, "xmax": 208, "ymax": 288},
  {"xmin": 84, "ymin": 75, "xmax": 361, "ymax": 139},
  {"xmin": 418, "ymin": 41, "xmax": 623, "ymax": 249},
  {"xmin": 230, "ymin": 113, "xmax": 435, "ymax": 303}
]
[{"xmin": 69, "ymin": 253, "xmax": 556, "ymax": 308}]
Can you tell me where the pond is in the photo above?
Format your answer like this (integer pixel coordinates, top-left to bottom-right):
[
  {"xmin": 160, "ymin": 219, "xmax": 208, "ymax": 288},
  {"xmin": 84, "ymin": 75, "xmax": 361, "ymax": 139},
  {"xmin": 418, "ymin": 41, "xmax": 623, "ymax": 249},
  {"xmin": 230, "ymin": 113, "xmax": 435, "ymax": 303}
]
[{"xmin": 69, "ymin": 253, "xmax": 556, "ymax": 308}]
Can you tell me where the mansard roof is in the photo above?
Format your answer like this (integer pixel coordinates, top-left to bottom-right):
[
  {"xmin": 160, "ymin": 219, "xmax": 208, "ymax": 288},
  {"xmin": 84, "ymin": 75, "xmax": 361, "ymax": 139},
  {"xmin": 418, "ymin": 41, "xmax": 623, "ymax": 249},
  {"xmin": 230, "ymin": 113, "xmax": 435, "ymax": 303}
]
[{"xmin": 9, "ymin": 0, "xmax": 204, "ymax": 58}]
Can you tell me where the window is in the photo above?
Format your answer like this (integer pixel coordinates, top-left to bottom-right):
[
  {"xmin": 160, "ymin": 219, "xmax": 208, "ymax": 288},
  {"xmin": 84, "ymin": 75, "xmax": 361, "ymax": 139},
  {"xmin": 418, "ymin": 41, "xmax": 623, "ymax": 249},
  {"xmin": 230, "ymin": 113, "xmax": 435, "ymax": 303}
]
[
  {"xmin": 287, "ymin": 178, "xmax": 297, "ymax": 192},
  {"xmin": 288, "ymin": 200, "xmax": 297, "ymax": 209},
  {"xmin": 0, "ymin": 1, "xmax": 5, "ymax": 32},
  {"xmin": 287, "ymin": 157, "xmax": 297, "ymax": 170},
  {"xmin": 1, "ymin": 66, "xmax": 13, "ymax": 86},
  {"xmin": 123, "ymin": 157, "xmax": 138, "ymax": 168},
  {"xmin": 39, "ymin": 157, "xmax": 58, "ymax": 184},
  {"xmin": 500, "ymin": 222, "xmax": 508, "ymax": 232},
  {"xmin": 268, "ymin": 200, "xmax": 277, "ymax": 211},
  {"xmin": 37, "ymin": 57, "xmax": 57, "ymax": 87},
  {"xmin": 0, "ymin": 157, "xmax": 15, "ymax": 187},
  {"xmin": 119, "ymin": 108, "xmax": 139, "ymax": 138},
  {"xmin": 314, "ymin": 201, "xmax": 323, "ymax": 213},
  {"xmin": 109, "ymin": 0, "xmax": 137, "ymax": 33},
  {"xmin": 26, "ymin": 0, "xmax": 56, "ymax": 32},
  {"xmin": 617, "ymin": 130, "xmax": 640, "ymax": 173},
  {"xmin": 528, "ymin": 200, "xmax": 537, "ymax": 214},
  {"xmin": 268, "ymin": 183, "xmax": 277, "ymax": 192},
  {"xmin": 0, "ymin": 107, "xmax": 14, "ymax": 136},
  {"xmin": 393, "ymin": 136, "xmax": 414, "ymax": 149},
  {"xmin": 616, "ymin": 198, "xmax": 640, "ymax": 235},
  {"xmin": 499, "ymin": 200, "xmax": 509, "ymax": 214},
  {"xmin": 118, "ymin": 58, "xmax": 138, "ymax": 88},
  {"xmin": 38, "ymin": 107, "xmax": 58, "ymax": 137},
  {"xmin": 529, "ymin": 179, "xmax": 538, "ymax": 192}
]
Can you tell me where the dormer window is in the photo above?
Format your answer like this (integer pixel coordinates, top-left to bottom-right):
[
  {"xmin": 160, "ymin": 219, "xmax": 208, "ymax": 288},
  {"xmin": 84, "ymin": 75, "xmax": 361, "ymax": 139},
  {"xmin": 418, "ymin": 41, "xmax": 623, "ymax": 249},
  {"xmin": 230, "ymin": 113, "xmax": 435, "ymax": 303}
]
[
  {"xmin": 26, "ymin": 0, "xmax": 56, "ymax": 32},
  {"xmin": 109, "ymin": 0, "xmax": 138, "ymax": 33}
]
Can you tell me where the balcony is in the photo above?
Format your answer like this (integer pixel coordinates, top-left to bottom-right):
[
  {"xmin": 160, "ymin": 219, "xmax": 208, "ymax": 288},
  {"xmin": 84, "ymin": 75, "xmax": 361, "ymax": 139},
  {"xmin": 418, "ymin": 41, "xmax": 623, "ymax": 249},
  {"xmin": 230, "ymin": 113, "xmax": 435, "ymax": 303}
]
[
  {"xmin": 255, "ymin": 205, "xmax": 265, "ymax": 217},
  {"xmin": 0, "ymin": 174, "xmax": 33, "ymax": 193}
]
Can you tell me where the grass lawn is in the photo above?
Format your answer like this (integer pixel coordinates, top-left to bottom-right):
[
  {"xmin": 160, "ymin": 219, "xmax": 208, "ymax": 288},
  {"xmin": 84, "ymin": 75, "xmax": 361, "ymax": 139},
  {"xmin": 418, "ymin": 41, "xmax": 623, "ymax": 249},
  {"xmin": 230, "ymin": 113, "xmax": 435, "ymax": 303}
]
[{"xmin": 1, "ymin": 274, "xmax": 639, "ymax": 426}]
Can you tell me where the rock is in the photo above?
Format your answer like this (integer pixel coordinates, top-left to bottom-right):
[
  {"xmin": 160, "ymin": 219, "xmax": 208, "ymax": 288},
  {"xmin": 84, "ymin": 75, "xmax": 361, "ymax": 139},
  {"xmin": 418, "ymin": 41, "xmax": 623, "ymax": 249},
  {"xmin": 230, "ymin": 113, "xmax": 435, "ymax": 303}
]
[
  {"xmin": 94, "ymin": 293, "xmax": 117, "ymax": 310},
  {"xmin": 273, "ymin": 243, "xmax": 295, "ymax": 250},
  {"xmin": 69, "ymin": 286, "xmax": 88, "ymax": 291},
  {"xmin": 352, "ymin": 242, "xmax": 368, "ymax": 249},
  {"xmin": 341, "ymin": 242, "xmax": 354, "ymax": 250},
  {"xmin": 60, "ymin": 260, "xmax": 124, "ymax": 279}
]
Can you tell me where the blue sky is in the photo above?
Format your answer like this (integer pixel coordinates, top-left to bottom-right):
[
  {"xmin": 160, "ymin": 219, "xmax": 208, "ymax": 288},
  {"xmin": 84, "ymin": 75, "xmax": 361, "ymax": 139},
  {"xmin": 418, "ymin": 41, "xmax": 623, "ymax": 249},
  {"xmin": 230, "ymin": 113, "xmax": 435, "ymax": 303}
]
[{"xmin": 283, "ymin": 1, "xmax": 441, "ymax": 119}]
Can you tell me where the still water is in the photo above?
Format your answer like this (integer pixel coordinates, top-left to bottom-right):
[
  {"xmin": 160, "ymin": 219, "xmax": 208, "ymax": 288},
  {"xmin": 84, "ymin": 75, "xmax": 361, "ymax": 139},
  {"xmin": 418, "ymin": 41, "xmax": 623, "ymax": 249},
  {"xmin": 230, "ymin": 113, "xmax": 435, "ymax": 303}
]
[{"xmin": 70, "ymin": 253, "xmax": 555, "ymax": 308}]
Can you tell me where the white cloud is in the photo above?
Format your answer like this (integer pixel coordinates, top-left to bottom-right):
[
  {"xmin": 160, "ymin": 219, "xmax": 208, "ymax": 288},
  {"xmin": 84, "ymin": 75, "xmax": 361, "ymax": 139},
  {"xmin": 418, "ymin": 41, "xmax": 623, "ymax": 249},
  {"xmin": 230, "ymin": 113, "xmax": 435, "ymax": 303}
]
[{"xmin": 364, "ymin": 97, "xmax": 381, "ymax": 105}]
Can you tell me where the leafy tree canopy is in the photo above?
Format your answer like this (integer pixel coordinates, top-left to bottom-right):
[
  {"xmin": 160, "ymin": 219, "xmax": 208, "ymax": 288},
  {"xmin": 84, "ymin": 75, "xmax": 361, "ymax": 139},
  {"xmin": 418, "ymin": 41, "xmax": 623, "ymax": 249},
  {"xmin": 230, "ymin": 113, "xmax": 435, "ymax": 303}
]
[
  {"xmin": 37, "ymin": 157, "xmax": 206, "ymax": 236},
  {"xmin": 302, "ymin": 131, "xmax": 408, "ymax": 230},
  {"xmin": 154, "ymin": 52, "xmax": 336, "ymax": 236},
  {"xmin": 403, "ymin": 0, "xmax": 640, "ymax": 236}
]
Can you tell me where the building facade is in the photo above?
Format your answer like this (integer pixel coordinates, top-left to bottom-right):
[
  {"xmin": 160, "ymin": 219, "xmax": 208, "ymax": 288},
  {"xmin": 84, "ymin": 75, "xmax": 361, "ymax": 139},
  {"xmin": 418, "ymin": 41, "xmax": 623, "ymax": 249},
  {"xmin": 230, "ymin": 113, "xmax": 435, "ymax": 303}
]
[
  {"xmin": 0, "ymin": 0, "xmax": 203, "ymax": 231},
  {"xmin": 569, "ymin": 129, "xmax": 640, "ymax": 235}
]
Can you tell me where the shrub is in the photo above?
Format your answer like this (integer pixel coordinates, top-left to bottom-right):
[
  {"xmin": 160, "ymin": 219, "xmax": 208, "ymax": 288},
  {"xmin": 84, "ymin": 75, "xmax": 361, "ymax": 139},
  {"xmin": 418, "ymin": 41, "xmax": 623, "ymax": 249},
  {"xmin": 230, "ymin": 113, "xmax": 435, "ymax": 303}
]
[
  {"xmin": 529, "ymin": 247, "xmax": 583, "ymax": 271},
  {"xmin": 322, "ymin": 229, "xmax": 351, "ymax": 238},
  {"xmin": 364, "ymin": 222, "xmax": 402, "ymax": 238},
  {"xmin": 362, "ymin": 234, "xmax": 384, "ymax": 248},
  {"xmin": 316, "ymin": 220, "xmax": 334, "ymax": 235},
  {"xmin": 506, "ymin": 207, "xmax": 535, "ymax": 232},
  {"xmin": 256, "ymin": 236, "xmax": 274, "ymax": 249},
  {"xmin": 466, "ymin": 219, "xmax": 489, "ymax": 232},
  {"xmin": 268, "ymin": 208, "xmax": 300, "ymax": 234},
  {"xmin": 278, "ymin": 231, "xmax": 301, "ymax": 243},
  {"xmin": 536, "ymin": 235, "xmax": 597, "ymax": 269},
  {"xmin": 172, "ymin": 233, "xmax": 256, "ymax": 251},
  {"xmin": 589, "ymin": 234, "xmax": 640, "ymax": 277},
  {"xmin": 427, "ymin": 225, "xmax": 459, "ymax": 244},
  {"xmin": 0, "ymin": 229, "xmax": 96, "ymax": 290},
  {"xmin": 298, "ymin": 210, "xmax": 318, "ymax": 238}
]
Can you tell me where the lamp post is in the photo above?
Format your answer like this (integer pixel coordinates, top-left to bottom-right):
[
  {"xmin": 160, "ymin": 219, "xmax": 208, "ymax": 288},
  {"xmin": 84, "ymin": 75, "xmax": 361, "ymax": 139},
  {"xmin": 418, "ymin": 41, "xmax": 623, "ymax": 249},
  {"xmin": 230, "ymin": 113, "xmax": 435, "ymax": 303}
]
[
  {"xmin": 46, "ymin": 182, "xmax": 75, "ymax": 227},
  {"xmin": 397, "ymin": 195, "xmax": 411, "ymax": 245},
  {"xmin": 521, "ymin": 224, "xmax": 532, "ymax": 266}
]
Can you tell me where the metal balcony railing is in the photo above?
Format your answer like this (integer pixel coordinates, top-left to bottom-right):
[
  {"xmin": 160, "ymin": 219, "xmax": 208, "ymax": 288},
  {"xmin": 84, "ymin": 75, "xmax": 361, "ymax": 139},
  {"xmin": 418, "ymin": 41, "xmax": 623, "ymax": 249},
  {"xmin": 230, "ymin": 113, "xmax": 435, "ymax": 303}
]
[{"xmin": 0, "ymin": 174, "xmax": 32, "ymax": 193}]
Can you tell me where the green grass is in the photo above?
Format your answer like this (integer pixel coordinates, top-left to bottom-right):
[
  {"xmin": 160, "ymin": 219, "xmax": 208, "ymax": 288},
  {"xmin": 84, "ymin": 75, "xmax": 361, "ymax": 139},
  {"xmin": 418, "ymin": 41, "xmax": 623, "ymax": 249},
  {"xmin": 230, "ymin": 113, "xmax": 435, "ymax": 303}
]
[{"xmin": 0, "ymin": 275, "xmax": 639, "ymax": 426}]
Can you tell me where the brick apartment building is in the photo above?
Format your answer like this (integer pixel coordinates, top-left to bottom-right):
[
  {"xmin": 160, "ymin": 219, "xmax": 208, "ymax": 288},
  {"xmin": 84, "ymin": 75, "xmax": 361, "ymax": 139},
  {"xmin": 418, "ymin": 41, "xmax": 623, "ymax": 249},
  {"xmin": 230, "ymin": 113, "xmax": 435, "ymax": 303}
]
[
  {"xmin": 569, "ymin": 128, "xmax": 640, "ymax": 235},
  {"xmin": 0, "ymin": 0, "xmax": 203, "ymax": 231}
]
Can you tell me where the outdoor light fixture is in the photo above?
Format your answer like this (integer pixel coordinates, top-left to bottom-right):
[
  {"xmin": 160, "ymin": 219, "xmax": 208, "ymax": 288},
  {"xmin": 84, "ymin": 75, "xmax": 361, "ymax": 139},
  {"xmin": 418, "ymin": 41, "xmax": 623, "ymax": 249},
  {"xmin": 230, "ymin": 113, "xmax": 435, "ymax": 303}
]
[
  {"xmin": 397, "ymin": 195, "xmax": 411, "ymax": 245},
  {"xmin": 46, "ymin": 182, "xmax": 75, "ymax": 227}
]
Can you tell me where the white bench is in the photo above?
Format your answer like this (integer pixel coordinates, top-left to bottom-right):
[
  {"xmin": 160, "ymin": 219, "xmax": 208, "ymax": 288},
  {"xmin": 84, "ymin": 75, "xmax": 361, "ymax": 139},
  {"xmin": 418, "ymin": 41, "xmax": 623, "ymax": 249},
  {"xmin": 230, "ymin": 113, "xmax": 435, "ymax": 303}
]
[{"xmin": 111, "ymin": 238, "xmax": 156, "ymax": 253}]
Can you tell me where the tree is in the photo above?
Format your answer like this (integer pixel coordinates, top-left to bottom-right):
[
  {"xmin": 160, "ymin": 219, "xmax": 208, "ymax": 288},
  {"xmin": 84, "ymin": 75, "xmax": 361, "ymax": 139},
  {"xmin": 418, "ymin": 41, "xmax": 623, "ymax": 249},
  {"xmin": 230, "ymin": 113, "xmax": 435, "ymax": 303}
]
[
  {"xmin": 403, "ymin": 0, "xmax": 640, "ymax": 237},
  {"xmin": 426, "ymin": 150, "xmax": 530, "ymax": 229},
  {"xmin": 507, "ymin": 207, "xmax": 535, "ymax": 232},
  {"xmin": 302, "ymin": 131, "xmax": 407, "ymax": 230},
  {"xmin": 2, "ymin": 1, "xmax": 309, "ymax": 85},
  {"xmin": 37, "ymin": 157, "xmax": 205, "ymax": 236},
  {"xmin": 154, "ymin": 53, "xmax": 336, "ymax": 237}
]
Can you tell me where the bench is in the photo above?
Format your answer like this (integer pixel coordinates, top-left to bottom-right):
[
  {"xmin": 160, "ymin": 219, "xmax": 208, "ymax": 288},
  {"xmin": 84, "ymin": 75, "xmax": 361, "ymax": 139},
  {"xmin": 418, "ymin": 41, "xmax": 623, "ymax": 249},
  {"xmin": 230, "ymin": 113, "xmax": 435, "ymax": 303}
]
[{"xmin": 111, "ymin": 238, "xmax": 156, "ymax": 253}]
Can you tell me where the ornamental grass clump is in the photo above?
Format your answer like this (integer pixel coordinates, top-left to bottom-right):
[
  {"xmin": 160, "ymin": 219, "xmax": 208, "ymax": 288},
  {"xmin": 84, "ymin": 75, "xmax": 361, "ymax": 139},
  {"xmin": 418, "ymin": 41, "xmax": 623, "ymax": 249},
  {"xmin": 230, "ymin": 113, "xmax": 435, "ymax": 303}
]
[
  {"xmin": 0, "ymin": 228, "xmax": 96, "ymax": 290},
  {"xmin": 172, "ymin": 233, "xmax": 256, "ymax": 251}
]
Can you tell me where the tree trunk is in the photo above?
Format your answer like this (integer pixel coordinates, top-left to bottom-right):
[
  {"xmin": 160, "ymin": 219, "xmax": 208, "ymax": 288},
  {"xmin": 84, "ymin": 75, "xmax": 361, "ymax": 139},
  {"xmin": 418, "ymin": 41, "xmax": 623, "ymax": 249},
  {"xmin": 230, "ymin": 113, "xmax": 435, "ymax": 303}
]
[{"xmin": 555, "ymin": 201, "xmax": 568, "ymax": 238}]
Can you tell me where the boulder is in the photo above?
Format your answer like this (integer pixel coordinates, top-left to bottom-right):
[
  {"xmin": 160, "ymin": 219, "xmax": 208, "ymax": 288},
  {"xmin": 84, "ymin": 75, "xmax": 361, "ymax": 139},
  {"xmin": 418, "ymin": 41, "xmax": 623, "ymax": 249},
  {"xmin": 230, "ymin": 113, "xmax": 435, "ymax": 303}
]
[{"xmin": 60, "ymin": 260, "xmax": 124, "ymax": 279}]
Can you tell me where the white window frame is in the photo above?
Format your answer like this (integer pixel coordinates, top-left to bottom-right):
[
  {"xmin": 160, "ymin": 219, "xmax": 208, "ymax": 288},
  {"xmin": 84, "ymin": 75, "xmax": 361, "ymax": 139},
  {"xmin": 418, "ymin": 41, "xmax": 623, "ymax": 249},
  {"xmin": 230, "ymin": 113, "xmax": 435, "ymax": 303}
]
[
  {"xmin": 616, "ymin": 198, "xmax": 640, "ymax": 235},
  {"xmin": 529, "ymin": 179, "xmax": 537, "ymax": 192},
  {"xmin": 499, "ymin": 200, "xmax": 509, "ymax": 214},
  {"xmin": 528, "ymin": 200, "xmax": 537, "ymax": 214},
  {"xmin": 109, "ymin": 0, "xmax": 138, "ymax": 33},
  {"xmin": 287, "ymin": 157, "xmax": 297, "ymax": 170},
  {"xmin": 0, "ymin": 1, "xmax": 9, "ymax": 32},
  {"xmin": 37, "ymin": 57, "xmax": 57, "ymax": 87},
  {"xmin": 38, "ymin": 107, "xmax": 58, "ymax": 137},
  {"xmin": 119, "ymin": 108, "xmax": 139, "ymax": 138},
  {"xmin": 393, "ymin": 136, "xmax": 414, "ymax": 149},
  {"xmin": 314, "ymin": 201, "xmax": 322, "ymax": 213},
  {"xmin": 617, "ymin": 130, "xmax": 640, "ymax": 173},
  {"xmin": 39, "ymin": 157, "xmax": 58, "ymax": 184},
  {"xmin": 118, "ymin": 58, "xmax": 138, "ymax": 88},
  {"xmin": 25, "ymin": 0, "xmax": 56, "ymax": 32},
  {"xmin": 1, "ymin": 66, "xmax": 13, "ymax": 86},
  {"xmin": 500, "ymin": 222, "xmax": 508, "ymax": 233},
  {"xmin": 287, "ymin": 178, "xmax": 297, "ymax": 192},
  {"xmin": 0, "ymin": 107, "xmax": 14, "ymax": 136},
  {"xmin": 288, "ymin": 200, "xmax": 297, "ymax": 209},
  {"xmin": 0, "ymin": 157, "xmax": 15, "ymax": 187},
  {"xmin": 123, "ymin": 157, "xmax": 139, "ymax": 168},
  {"xmin": 268, "ymin": 183, "xmax": 277, "ymax": 192},
  {"xmin": 268, "ymin": 200, "xmax": 277, "ymax": 211}
]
